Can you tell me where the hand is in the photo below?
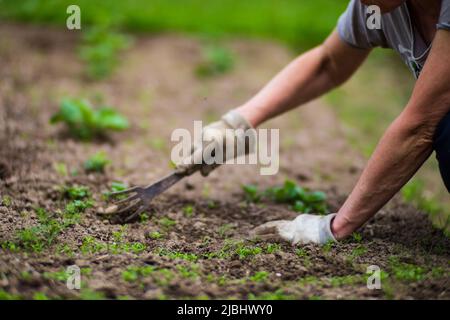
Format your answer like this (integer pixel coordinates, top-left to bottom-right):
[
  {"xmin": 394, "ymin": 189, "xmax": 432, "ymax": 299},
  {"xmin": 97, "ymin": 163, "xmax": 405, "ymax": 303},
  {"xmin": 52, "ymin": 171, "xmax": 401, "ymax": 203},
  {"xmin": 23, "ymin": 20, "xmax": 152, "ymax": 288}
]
[
  {"xmin": 251, "ymin": 213, "xmax": 337, "ymax": 245},
  {"xmin": 175, "ymin": 110, "xmax": 255, "ymax": 176}
]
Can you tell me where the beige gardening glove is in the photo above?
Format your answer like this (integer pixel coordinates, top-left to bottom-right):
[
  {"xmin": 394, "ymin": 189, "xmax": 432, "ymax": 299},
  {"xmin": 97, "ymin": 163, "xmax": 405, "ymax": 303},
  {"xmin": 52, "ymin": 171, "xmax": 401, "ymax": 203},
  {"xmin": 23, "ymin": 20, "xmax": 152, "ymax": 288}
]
[
  {"xmin": 252, "ymin": 214, "xmax": 337, "ymax": 245},
  {"xmin": 176, "ymin": 110, "xmax": 255, "ymax": 176}
]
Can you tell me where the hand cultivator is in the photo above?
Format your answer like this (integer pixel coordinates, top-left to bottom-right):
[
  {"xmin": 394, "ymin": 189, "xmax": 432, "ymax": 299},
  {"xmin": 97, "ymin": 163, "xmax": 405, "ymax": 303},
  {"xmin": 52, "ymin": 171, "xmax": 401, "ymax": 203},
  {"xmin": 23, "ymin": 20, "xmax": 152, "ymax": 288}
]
[{"xmin": 108, "ymin": 171, "xmax": 192, "ymax": 222}]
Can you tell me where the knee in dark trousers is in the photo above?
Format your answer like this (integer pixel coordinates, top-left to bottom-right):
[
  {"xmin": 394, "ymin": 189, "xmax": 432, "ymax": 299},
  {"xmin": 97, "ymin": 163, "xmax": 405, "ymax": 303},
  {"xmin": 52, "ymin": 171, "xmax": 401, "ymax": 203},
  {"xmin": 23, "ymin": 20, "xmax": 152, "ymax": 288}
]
[{"xmin": 433, "ymin": 112, "xmax": 450, "ymax": 193}]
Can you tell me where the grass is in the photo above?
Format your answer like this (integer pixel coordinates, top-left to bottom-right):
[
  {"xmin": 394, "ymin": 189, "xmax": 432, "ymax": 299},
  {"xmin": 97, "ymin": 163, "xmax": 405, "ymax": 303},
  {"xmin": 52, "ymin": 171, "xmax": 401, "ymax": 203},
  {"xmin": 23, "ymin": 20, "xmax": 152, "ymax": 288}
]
[{"xmin": 0, "ymin": 0, "xmax": 348, "ymax": 49}]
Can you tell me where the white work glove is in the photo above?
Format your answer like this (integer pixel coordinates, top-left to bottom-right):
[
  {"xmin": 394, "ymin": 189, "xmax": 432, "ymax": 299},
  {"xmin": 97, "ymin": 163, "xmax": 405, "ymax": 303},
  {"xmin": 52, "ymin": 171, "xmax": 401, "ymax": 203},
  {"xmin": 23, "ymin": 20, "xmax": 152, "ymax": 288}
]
[
  {"xmin": 176, "ymin": 110, "xmax": 255, "ymax": 176},
  {"xmin": 252, "ymin": 213, "xmax": 337, "ymax": 245}
]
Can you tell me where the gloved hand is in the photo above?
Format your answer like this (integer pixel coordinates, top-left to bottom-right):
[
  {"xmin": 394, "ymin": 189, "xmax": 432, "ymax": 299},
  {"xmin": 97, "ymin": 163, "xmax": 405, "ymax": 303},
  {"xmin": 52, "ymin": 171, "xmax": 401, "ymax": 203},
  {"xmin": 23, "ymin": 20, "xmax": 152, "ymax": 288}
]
[
  {"xmin": 175, "ymin": 110, "xmax": 255, "ymax": 176},
  {"xmin": 251, "ymin": 213, "xmax": 337, "ymax": 245}
]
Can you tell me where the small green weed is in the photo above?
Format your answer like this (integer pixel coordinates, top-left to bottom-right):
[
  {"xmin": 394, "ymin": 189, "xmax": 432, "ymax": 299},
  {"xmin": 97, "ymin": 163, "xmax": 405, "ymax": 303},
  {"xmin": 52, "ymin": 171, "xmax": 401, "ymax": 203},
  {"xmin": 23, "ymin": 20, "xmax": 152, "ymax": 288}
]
[
  {"xmin": 79, "ymin": 26, "xmax": 131, "ymax": 80},
  {"xmin": 84, "ymin": 151, "xmax": 110, "ymax": 173},
  {"xmin": 242, "ymin": 180, "xmax": 328, "ymax": 214},
  {"xmin": 50, "ymin": 98, "xmax": 129, "ymax": 140},
  {"xmin": 196, "ymin": 43, "xmax": 235, "ymax": 78},
  {"xmin": 249, "ymin": 271, "xmax": 269, "ymax": 282}
]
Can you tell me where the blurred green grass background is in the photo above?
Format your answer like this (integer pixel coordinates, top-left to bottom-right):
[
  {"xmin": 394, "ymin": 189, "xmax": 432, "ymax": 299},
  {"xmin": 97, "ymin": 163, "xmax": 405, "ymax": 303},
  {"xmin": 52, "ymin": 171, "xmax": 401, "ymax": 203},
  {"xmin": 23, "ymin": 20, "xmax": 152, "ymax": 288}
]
[{"xmin": 0, "ymin": 0, "xmax": 347, "ymax": 48}]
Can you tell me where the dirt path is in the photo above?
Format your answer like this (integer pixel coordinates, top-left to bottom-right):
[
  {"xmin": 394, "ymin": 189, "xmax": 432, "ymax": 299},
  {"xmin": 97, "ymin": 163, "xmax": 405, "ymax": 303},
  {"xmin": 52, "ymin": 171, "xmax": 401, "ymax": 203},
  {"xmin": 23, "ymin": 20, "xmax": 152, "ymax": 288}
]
[{"xmin": 0, "ymin": 24, "xmax": 448, "ymax": 300}]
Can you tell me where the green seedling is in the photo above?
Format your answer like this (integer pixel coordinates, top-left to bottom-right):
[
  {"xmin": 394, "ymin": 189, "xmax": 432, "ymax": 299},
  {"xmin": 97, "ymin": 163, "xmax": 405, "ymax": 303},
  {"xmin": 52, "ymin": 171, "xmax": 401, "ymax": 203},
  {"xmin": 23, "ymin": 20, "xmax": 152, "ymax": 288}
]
[
  {"xmin": 249, "ymin": 271, "xmax": 269, "ymax": 282},
  {"xmin": 139, "ymin": 212, "xmax": 149, "ymax": 223},
  {"xmin": 298, "ymin": 275, "xmax": 322, "ymax": 287},
  {"xmin": 153, "ymin": 269, "xmax": 175, "ymax": 287},
  {"xmin": 33, "ymin": 292, "xmax": 49, "ymax": 300},
  {"xmin": 79, "ymin": 26, "xmax": 131, "ymax": 80},
  {"xmin": 177, "ymin": 265, "xmax": 200, "ymax": 279},
  {"xmin": 15, "ymin": 208, "xmax": 63, "ymax": 252},
  {"xmin": 242, "ymin": 180, "xmax": 328, "ymax": 214},
  {"xmin": 1, "ymin": 195, "xmax": 12, "ymax": 207},
  {"xmin": 322, "ymin": 240, "xmax": 335, "ymax": 253},
  {"xmin": 50, "ymin": 98, "xmax": 129, "ymax": 140},
  {"xmin": 64, "ymin": 199, "xmax": 93, "ymax": 217},
  {"xmin": 196, "ymin": 43, "xmax": 235, "ymax": 78},
  {"xmin": 351, "ymin": 232, "xmax": 363, "ymax": 243},
  {"xmin": 84, "ymin": 152, "xmax": 110, "ymax": 173},
  {"xmin": 156, "ymin": 248, "xmax": 198, "ymax": 262},
  {"xmin": 80, "ymin": 236, "xmax": 107, "ymax": 254},
  {"xmin": 148, "ymin": 231, "xmax": 163, "ymax": 240},
  {"xmin": 5, "ymin": 201, "xmax": 93, "ymax": 253},
  {"xmin": 0, "ymin": 289, "xmax": 21, "ymax": 300},
  {"xmin": 248, "ymin": 289, "xmax": 294, "ymax": 300},
  {"xmin": 158, "ymin": 217, "xmax": 176, "ymax": 229},
  {"xmin": 389, "ymin": 257, "xmax": 426, "ymax": 282},
  {"xmin": 217, "ymin": 223, "xmax": 233, "ymax": 238},
  {"xmin": 183, "ymin": 205, "xmax": 194, "ymax": 217},
  {"xmin": 265, "ymin": 243, "xmax": 281, "ymax": 254},
  {"xmin": 54, "ymin": 162, "xmax": 68, "ymax": 177},
  {"xmin": 296, "ymin": 248, "xmax": 312, "ymax": 267},
  {"xmin": 55, "ymin": 243, "xmax": 75, "ymax": 257},
  {"xmin": 242, "ymin": 184, "xmax": 260, "ymax": 203},
  {"xmin": 295, "ymin": 248, "xmax": 308, "ymax": 258},
  {"xmin": 349, "ymin": 245, "xmax": 367, "ymax": 260},
  {"xmin": 122, "ymin": 265, "xmax": 156, "ymax": 282},
  {"xmin": 79, "ymin": 288, "xmax": 106, "ymax": 300},
  {"xmin": 111, "ymin": 181, "xmax": 128, "ymax": 193},
  {"xmin": 329, "ymin": 275, "xmax": 365, "ymax": 287},
  {"xmin": 62, "ymin": 185, "xmax": 90, "ymax": 200},
  {"xmin": 235, "ymin": 245, "xmax": 262, "ymax": 259},
  {"xmin": 43, "ymin": 269, "xmax": 70, "ymax": 282},
  {"xmin": 103, "ymin": 181, "xmax": 128, "ymax": 200},
  {"xmin": 148, "ymin": 138, "xmax": 165, "ymax": 151}
]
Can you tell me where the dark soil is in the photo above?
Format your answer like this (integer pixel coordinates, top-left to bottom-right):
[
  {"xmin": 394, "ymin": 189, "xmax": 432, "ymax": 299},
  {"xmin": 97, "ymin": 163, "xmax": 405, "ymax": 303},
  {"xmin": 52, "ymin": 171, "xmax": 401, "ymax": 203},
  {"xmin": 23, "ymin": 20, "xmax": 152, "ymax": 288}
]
[{"xmin": 0, "ymin": 23, "xmax": 448, "ymax": 300}]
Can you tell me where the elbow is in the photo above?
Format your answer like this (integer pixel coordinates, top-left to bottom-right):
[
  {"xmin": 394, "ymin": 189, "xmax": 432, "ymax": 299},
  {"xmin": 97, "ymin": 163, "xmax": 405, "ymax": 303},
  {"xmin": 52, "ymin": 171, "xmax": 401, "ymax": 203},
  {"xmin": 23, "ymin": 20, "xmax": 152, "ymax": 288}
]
[{"xmin": 396, "ymin": 111, "xmax": 441, "ymax": 148}]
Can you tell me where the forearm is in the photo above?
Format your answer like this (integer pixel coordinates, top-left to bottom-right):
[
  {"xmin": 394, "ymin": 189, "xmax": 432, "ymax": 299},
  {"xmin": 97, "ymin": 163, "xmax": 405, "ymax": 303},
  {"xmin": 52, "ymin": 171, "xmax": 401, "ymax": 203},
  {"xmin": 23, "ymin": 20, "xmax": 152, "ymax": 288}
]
[
  {"xmin": 332, "ymin": 115, "xmax": 435, "ymax": 239},
  {"xmin": 236, "ymin": 45, "xmax": 337, "ymax": 127}
]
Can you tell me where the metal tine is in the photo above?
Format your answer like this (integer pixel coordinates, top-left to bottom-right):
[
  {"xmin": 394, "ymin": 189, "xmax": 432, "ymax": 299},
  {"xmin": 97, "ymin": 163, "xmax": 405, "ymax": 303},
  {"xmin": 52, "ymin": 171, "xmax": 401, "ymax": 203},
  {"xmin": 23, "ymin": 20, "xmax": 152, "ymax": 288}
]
[
  {"xmin": 116, "ymin": 199, "xmax": 141, "ymax": 215},
  {"xmin": 110, "ymin": 186, "xmax": 142, "ymax": 197},
  {"xmin": 124, "ymin": 205, "xmax": 146, "ymax": 222},
  {"xmin": 114, "ymin": 194, "xmax": 140, "ymax": 206}
]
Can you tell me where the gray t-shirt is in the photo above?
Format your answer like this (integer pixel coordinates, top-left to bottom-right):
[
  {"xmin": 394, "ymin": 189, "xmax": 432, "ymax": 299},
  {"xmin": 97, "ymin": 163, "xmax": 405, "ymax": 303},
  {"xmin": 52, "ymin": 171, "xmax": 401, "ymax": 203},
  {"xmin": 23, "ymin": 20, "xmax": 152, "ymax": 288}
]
[{"xmin": 338, "ymin": 0, "xmax": 450, "ymax": 78}]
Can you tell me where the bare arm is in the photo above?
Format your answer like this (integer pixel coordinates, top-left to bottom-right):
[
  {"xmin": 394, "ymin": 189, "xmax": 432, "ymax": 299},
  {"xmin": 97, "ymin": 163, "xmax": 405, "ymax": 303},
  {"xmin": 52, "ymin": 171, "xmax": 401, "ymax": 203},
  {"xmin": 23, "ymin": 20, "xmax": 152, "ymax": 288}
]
[
  {"xmin": 332, "ymin": 29, "xmax": 450, "ymax": 239},
  {"xmin": 236, "ymin": 30, "xmax": 370, "ymax": 127}
]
